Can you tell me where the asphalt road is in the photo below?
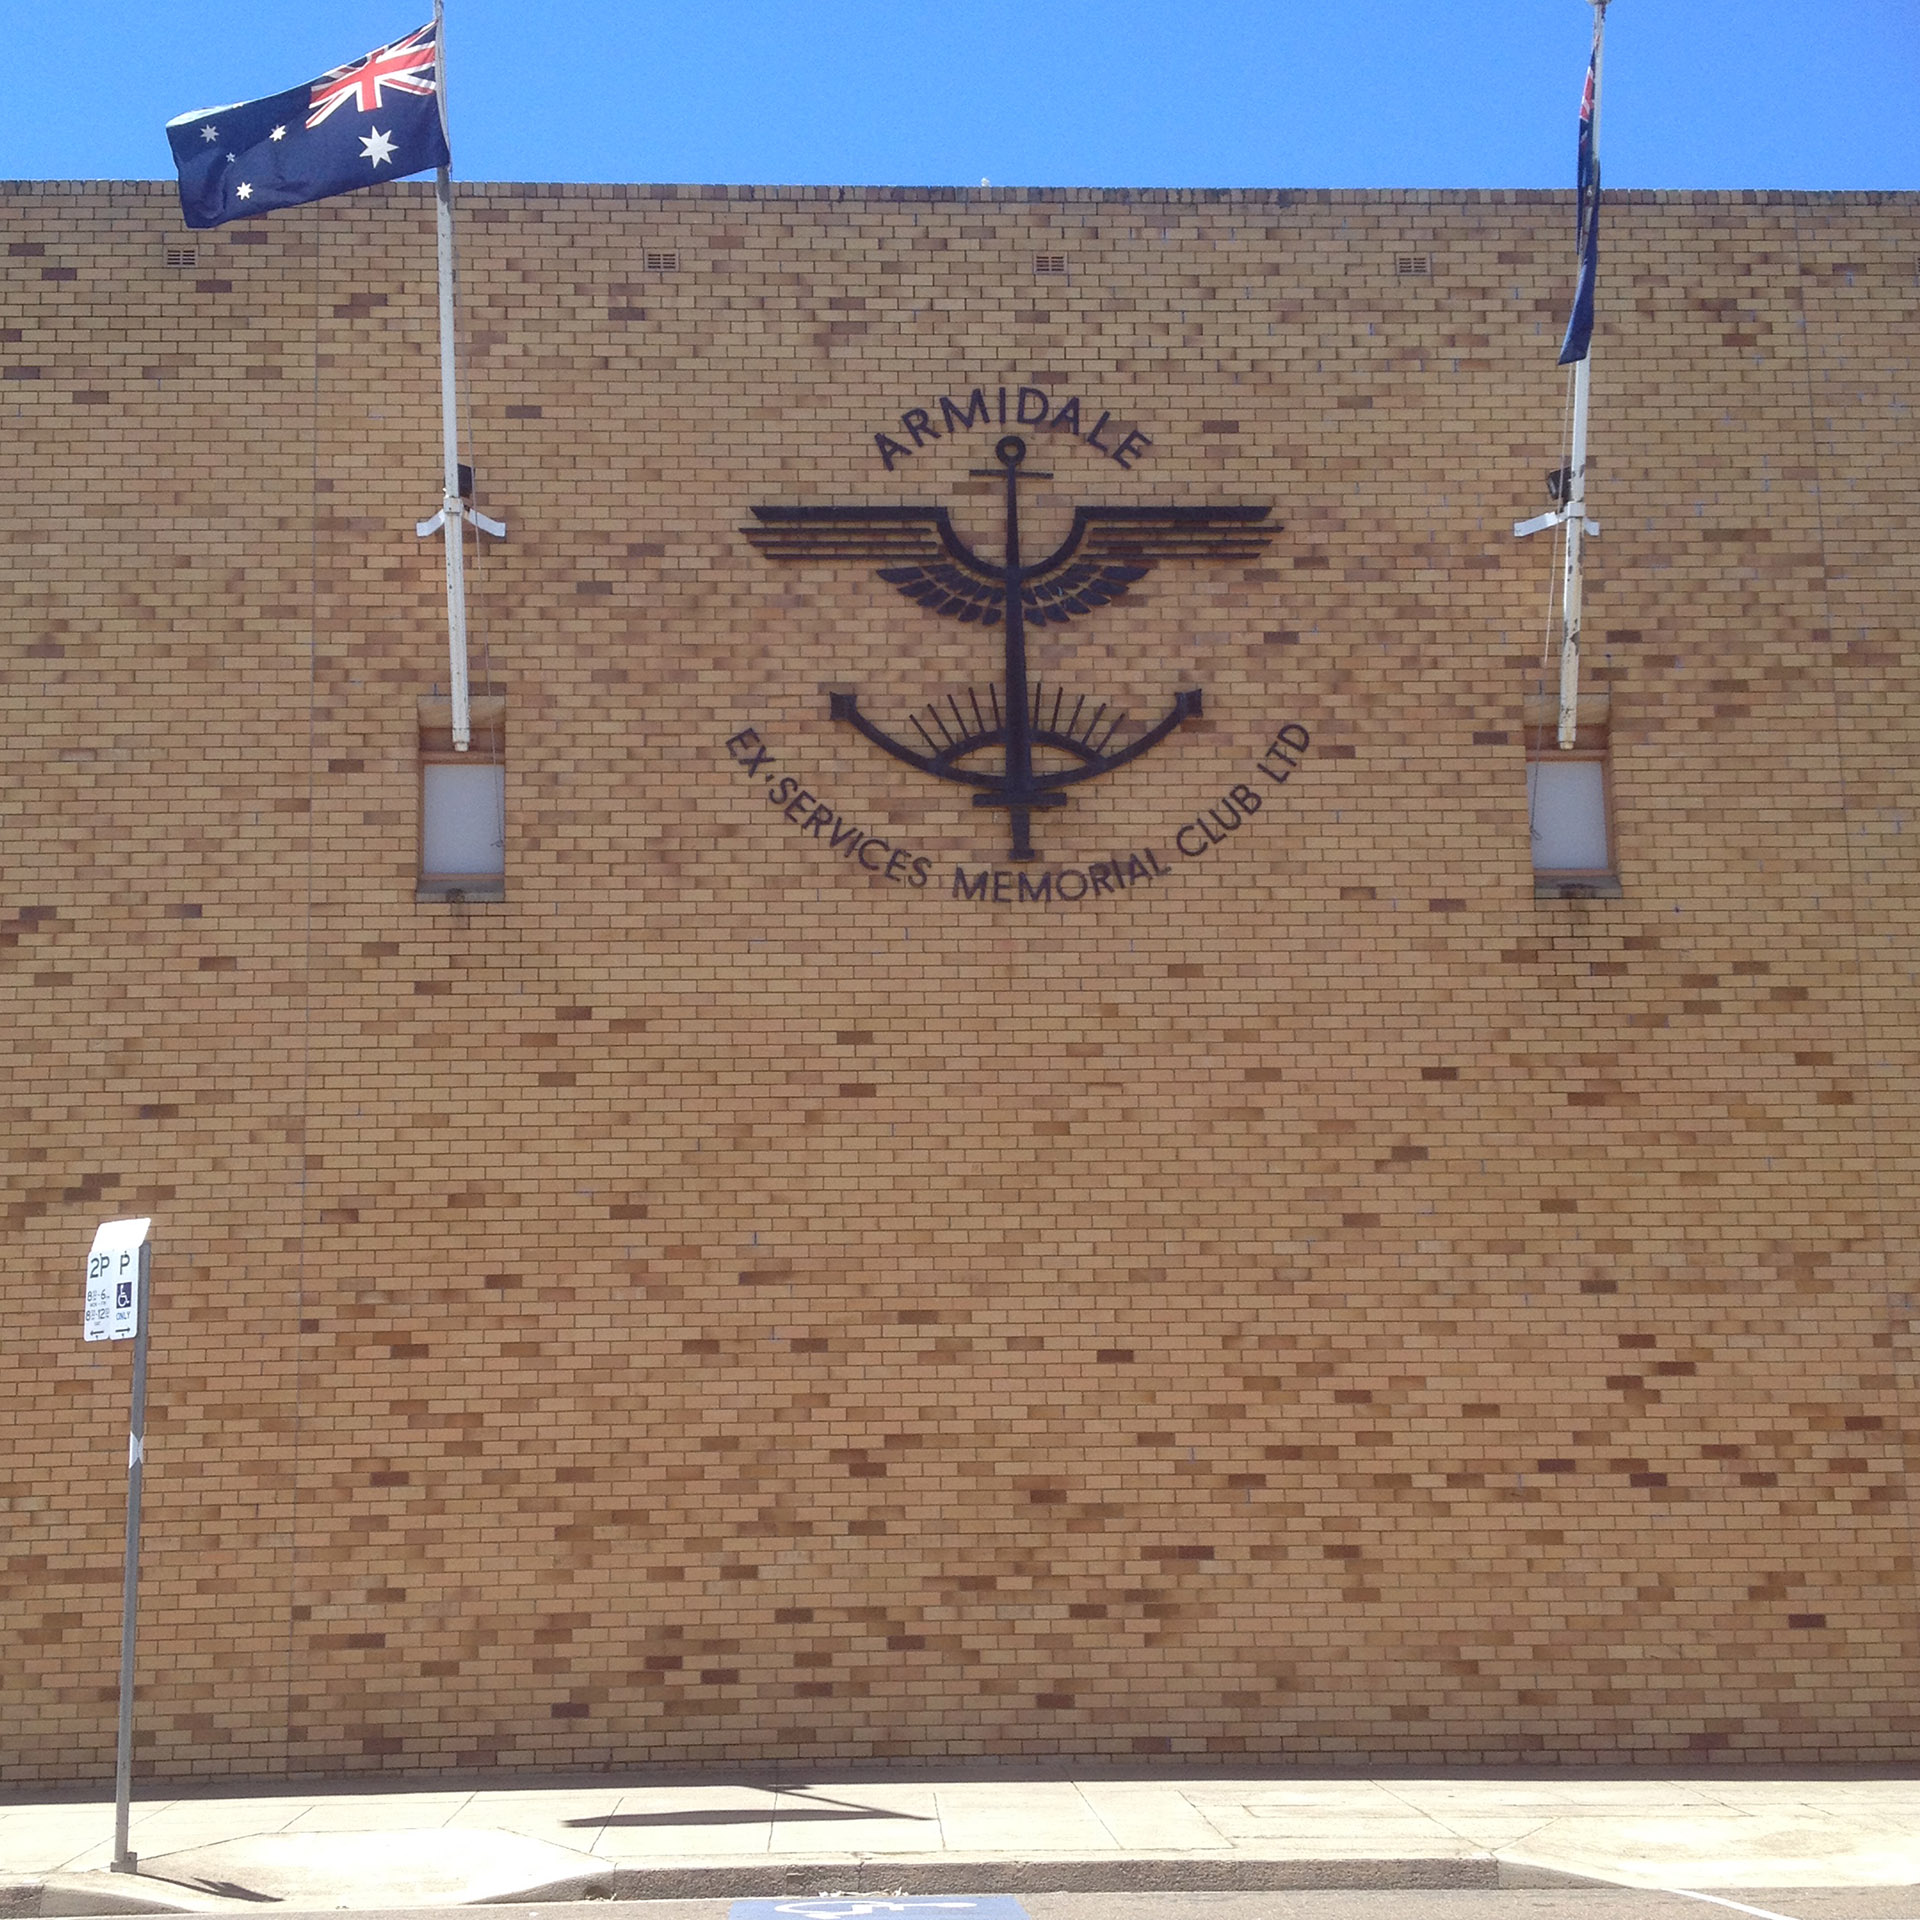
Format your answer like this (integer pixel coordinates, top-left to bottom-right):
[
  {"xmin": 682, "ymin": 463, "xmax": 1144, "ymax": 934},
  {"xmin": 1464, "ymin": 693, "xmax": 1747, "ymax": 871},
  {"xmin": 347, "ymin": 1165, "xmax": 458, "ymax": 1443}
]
[{"xmin": 251, "ymin": 1893, "xmax": 1920, "ymax": 1920}]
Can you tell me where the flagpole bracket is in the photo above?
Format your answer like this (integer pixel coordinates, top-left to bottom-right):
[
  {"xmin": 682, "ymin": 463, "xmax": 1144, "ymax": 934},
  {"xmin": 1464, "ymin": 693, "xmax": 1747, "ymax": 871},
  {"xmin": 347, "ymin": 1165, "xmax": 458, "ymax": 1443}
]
[
  {"xmin": 1513, "ymin": 507, "xmax": 1600, "ymax": 540},
  {"xmin": 416, "ymin": 503, "xmax": 507, "ymax": 540}
]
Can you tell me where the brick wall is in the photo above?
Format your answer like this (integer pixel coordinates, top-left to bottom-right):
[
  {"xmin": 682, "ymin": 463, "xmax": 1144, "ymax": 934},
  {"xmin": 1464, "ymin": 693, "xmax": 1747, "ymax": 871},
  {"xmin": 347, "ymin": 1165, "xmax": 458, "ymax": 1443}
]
[{"xmin": 1, "ymin": 180, "xmax": 1915, "ymax": 1781}]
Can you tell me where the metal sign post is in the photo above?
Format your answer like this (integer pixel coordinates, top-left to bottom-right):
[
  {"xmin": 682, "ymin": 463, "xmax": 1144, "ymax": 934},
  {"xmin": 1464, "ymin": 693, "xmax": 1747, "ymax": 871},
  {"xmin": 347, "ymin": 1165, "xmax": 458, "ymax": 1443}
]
[{"xmin": 85, "ymin": 1216, "xmax": 152, "ymax": 1876}]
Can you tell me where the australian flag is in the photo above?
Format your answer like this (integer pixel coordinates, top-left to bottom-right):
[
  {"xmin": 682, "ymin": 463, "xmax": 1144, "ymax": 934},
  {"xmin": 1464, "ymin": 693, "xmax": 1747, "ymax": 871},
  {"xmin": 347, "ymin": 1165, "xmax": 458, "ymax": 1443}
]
[
  {"xmin": 1558, "ymin": 40, "xmax": 1600, "ymax": 364},
  {"xmin": 166, "ymin": 23, "xmax": 449, "ymax": 230}
]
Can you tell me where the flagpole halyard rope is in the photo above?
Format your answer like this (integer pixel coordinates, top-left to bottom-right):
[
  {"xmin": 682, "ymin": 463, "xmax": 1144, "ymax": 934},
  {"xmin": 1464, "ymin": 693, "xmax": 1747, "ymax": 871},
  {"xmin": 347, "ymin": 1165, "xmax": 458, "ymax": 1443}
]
[
  {"xmin": 451, "ymin": 181, "xmax": 499, "ymax": 773},
  {"xmin": 1517, "ymin": 0, "xmax": 1608, "ymax": 747},
  {"xmin": 1554, "ymin": 0, "xmax": 1607, "ymax": 748},
  {"xmin": 1543, "ymin": 361, "xmax": 1577, "ymax": 671},
  {"xmin": 418, "ymin": 0, "xmax": 505, "ymax": 761},
  {"xmin": 429, "ymin": 0, "xmax": 470, "ymax": 751}
]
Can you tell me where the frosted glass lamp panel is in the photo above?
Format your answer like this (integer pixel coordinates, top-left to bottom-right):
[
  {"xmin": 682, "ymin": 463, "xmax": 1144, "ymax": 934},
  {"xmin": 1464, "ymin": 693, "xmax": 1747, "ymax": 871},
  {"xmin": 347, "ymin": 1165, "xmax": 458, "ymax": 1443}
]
[
  {"xmin": 423, "ymin": 762, "xmax": 505, "ymax": 875},
  {"xmin": 1527, "ymin": 758, "xmax": 1609, "ymax": 872}
]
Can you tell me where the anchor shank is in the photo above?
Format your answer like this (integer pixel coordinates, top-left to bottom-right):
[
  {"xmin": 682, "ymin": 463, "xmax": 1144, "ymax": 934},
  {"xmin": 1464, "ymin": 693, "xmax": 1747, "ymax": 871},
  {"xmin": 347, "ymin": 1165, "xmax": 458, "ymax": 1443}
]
[
  {"xmin": 1000, "ymin": 444, "xmax": 1038, "ymax": 860},
  {"xmin": 795, "ymin": 431, "xmax": 1235, "ymax": 867}
]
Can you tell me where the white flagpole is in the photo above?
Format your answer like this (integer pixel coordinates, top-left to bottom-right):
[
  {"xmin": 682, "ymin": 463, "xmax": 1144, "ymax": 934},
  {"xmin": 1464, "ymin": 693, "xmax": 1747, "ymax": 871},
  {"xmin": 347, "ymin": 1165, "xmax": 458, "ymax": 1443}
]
[
  {"xmin": 1556, "ymin": 0, "xmax": 1607, "ymax": 750},
  {"xmin": 430, "ymin": 0, "xmax": 471, "ymax": 752},
  {"xmin": 1557, "ymin": 367, "xmax": 1591, "ymax": 748}
]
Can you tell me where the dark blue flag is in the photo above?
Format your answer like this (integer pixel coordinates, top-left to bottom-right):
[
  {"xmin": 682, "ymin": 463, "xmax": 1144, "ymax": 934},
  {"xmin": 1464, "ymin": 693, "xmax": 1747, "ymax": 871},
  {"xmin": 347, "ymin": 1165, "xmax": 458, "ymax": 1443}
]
[
  {"xmin": 167, "ymin": 23, "xmax": 449, "ymax": 231},
  {"xmin": 1558, "ymin": 43, "xmax": 1599, "ymax": 364}
]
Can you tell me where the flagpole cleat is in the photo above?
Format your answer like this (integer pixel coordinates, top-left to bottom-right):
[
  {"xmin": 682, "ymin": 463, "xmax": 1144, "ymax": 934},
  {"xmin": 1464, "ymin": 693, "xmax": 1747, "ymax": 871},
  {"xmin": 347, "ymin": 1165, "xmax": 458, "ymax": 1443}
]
[
  {"xmin": 416, "ymin": 503, "xmax": 507, "ymax": 540},
  {"xmin": 1514, "ymin": 506, "xmax": 1600, "ymax": 540}
]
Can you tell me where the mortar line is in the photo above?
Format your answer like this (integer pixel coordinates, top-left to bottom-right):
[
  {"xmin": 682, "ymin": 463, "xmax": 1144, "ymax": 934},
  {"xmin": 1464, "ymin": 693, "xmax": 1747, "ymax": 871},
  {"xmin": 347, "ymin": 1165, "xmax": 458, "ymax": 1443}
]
[
  {"xmin": 279, "ymin": 190, "xmax": 323, "ymax": 1785},
  {"xmin": 1788, "ymin": 200, "xmax": 1917, "ymax": 1688}
]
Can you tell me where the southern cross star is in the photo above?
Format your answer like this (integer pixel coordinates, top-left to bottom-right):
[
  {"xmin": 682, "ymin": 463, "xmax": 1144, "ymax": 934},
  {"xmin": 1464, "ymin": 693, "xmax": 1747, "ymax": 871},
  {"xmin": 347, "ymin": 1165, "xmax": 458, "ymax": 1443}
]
[
  {"xmin": 360, "ymin": 127, "xmax": 397, "ymax": 168},
  {"xmin": 269, "ymin": 125, "xmax": 286, "ymax": 142},
  {"xmin": 236, "ymin": 183, "xmax": 253, "ymax": 200},
  {"xmin": 199, "ymin": 124, "xmax": 217, "ymax": 141}
]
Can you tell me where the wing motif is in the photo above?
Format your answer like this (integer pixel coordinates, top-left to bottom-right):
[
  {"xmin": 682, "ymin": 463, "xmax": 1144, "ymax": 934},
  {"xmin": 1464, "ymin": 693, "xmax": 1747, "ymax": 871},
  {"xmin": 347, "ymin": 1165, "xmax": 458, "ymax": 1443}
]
[
  {"xmin": 878, "ymin": 555, "xmax": 1004, "ymax": 625},
  {"xmin": 1015, "ymin": 504, "xmax": 1276, "ymax": 628},
  {"xmin": 742, "ymin": 504, "xmax": 1006, "ymax": 622},
  {"xmin": 743, "ymin": 501, "xmax": 1276, "ymax": 629},
  {"xmin": 741, "ymin": 504, "xmax": 960, "ymax": 565},
  {"xmin": 1016, "ymin": 556, "xmax": 1148, "ymax": 629},
  {"xmin": 1049, "ymin": 504, "xmax": 1277, "ymax": 570}
]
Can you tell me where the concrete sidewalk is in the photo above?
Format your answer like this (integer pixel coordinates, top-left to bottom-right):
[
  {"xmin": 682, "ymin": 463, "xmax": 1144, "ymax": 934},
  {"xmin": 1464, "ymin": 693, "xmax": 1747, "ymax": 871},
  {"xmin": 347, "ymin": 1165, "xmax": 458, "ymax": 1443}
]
[{"xmin": 2, "ymin": 1768, "xmax": 1917, "ymax": 1914}]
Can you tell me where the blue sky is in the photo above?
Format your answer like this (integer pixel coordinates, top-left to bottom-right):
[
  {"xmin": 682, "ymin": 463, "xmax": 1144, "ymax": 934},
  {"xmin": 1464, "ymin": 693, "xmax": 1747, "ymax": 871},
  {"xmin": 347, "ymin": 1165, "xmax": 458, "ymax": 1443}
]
[{"xmin": 6, "ymin": 0, "xmax": 1917, "ymax": 191}]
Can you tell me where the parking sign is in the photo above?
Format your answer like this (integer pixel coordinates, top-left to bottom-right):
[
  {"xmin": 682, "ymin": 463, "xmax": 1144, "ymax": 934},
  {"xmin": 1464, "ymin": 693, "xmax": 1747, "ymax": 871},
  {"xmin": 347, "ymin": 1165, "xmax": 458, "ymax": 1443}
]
[{"xmin": 84, "ymin": 1218, "xmax": 151, "ymax": 1342}]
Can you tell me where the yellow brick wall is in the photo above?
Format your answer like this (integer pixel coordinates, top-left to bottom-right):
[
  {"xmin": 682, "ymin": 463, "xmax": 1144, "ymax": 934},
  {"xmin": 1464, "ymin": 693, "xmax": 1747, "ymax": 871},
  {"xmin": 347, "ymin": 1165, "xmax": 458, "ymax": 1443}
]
[{"xmin": 1, "ymin": 181, "xmax": 1915, "ymax": 1780}]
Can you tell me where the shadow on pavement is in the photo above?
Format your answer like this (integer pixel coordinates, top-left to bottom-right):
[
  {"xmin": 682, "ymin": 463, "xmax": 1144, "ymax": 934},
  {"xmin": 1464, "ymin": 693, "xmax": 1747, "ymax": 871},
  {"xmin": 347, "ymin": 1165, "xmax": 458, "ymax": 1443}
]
[
  {"xmin": 567, "ymin": 1790, "xmax": 936, "ymax": 1829},
  {"xmin": 566, "ymin": 1808, "xmax": 935, "ymax": 1828},
  {"xmin": 139, "ymin": 1874, "xmax": 282, "ymax": 1902}
]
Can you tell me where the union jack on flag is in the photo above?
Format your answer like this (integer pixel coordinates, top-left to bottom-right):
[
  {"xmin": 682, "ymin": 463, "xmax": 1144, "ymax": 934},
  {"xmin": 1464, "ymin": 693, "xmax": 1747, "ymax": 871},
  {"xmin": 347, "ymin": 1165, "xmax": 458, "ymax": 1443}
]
[
  {"xmin": 307, "ymin": 23, "xmax": 440, "ymax": 130},
  {"xmin": 165, "ymin": 21, "xmax": 449, "ymax": 229}
]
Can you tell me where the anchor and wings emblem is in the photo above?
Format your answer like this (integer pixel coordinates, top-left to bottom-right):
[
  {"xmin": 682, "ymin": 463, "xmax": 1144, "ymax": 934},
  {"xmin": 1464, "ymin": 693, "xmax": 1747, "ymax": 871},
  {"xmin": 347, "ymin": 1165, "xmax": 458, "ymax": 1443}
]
[{"xmin": 744, "ymin": 433, "xmax": 1277, "ymax": 861}]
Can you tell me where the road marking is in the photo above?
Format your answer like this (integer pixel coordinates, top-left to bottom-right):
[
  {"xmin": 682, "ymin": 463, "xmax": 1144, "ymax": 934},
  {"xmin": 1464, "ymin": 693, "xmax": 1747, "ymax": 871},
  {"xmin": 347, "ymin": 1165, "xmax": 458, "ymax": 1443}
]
[
  {"xmin": 1644, "ymin": 1892, "xmax": 1808, "ymax": 1920},
  {"xmin": 1497, "ymin": 1855, "xmax": 1813, "ymax": 1920},
  {"xmin": 1504, "ymin": 1864, "xmax": 1812, "ymax": 1920}
]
